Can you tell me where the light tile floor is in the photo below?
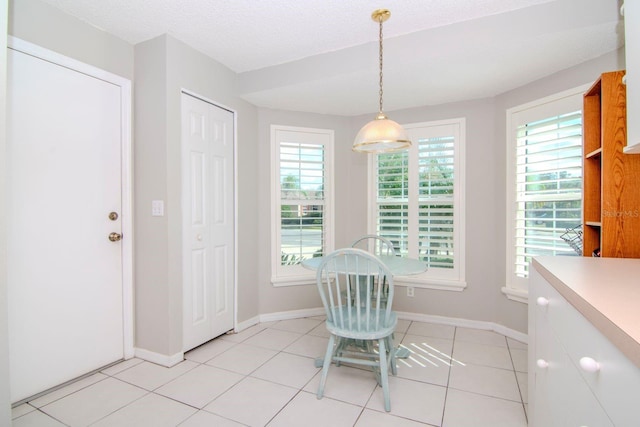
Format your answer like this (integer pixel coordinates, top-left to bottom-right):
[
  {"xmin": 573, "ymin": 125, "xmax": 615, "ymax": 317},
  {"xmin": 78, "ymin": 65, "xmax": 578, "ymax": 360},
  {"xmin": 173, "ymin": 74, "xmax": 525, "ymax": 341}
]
[{"xmin": 11, "ymin": 318, "xmax": 528, "ymax": 427}]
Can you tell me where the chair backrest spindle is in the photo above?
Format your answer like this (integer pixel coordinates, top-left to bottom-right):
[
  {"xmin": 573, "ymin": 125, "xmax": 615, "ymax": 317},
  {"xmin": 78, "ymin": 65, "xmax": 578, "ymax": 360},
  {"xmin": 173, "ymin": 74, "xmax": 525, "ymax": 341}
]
[{"xmin": 316, "ymin": 248, "xmax": 394, "ymax": 336}]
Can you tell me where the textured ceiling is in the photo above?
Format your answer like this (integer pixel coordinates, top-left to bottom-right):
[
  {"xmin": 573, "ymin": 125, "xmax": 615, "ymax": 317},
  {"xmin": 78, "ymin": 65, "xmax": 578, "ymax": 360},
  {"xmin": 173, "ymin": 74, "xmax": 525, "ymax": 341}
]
[{"xmin": 41, "ymin": 0, "xmax": 624, "ymax": 116}]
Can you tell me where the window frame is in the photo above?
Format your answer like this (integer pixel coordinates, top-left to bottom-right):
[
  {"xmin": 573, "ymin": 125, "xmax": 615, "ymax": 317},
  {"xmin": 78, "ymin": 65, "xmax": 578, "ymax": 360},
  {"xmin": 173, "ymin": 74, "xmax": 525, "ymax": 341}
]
[
  {"xmin": 368, "ymin": 118, "xmax": 466, "ymax": 291},
  {"xmin": 503, "ymin": 85, "xmax": 589, "ymax": 303},
  {"xmin": 270, "ymin": 125, "xmax": 335, "ymax": 286}
]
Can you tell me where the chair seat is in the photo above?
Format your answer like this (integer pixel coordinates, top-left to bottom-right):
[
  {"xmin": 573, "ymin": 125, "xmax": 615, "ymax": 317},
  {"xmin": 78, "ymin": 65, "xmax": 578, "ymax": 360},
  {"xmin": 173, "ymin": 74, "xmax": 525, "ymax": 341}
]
[{"xmin": 326, "ymin": 307, "xmax": 397, "ymax": 340}]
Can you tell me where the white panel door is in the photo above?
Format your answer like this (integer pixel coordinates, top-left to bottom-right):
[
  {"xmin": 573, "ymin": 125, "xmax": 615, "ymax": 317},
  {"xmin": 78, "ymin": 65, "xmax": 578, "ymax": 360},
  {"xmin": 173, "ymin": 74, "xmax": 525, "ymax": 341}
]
[
  {"xmin": 182, "ymin": 93, "xmax": 235, "ymax": 351},
  {"xmin": 7, "ymin": 47, "xmax": 126, "ymax": 402}
]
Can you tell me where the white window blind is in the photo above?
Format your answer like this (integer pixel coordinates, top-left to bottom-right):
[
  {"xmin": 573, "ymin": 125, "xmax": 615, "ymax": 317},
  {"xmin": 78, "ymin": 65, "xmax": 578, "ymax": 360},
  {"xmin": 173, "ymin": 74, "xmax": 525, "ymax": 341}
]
[
  {"xmin": 514, "ymin": 111, "xmax": 583, "ymax": 277},
  {"xmin": 271, "ymin": 125, "xmax": 334, "ymax": 286},
  {"xmin": 372, "ymin": 119, "xmax": 465, "ymax": 289},
  {"xmin": 504, "ymin": 86, "xmax": 587, "ymax": 302},
  {"xmin": 418, "ymin": 136, "xmax": 455, "ymax": 269},
  {"xmin": 279, "ymin": 142, "xmax": 326, "ymax": 263},
  {"xmin": 376, "ymin": 150, "xmax": 409, "ymax": 256}
]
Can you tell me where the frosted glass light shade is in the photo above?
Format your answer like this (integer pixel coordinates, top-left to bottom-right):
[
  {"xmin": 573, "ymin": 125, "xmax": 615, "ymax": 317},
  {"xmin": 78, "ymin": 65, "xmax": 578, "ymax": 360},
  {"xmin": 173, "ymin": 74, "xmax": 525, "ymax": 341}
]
[{"xmin": 352, "ymin": 113, "xmax": 411, "ymax": 153}]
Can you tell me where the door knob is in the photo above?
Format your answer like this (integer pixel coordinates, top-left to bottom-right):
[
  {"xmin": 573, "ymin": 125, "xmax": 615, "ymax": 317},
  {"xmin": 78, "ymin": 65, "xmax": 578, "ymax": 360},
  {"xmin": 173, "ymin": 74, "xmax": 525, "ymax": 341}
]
[
  {"xmin": 108, "ymin": 212, "xmax": 119, "ymax": 221},
  {"xmin": 108, "ymin": 232, "xmax": 122, "ymax": 242}
]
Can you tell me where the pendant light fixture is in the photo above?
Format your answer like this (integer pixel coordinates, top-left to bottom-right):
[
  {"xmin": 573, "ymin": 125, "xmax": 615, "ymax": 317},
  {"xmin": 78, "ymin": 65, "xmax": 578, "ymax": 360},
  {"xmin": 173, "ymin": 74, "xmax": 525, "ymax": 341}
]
[{"xmin": 353, "ymin": 9, "xmax": 411, "ymax": 153}]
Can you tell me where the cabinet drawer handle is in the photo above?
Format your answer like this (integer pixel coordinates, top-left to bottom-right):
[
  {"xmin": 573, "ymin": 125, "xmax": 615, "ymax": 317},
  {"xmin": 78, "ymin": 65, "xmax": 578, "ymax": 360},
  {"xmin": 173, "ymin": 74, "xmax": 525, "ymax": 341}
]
[
  {"xmin": 579, "ymin": 357, "xmax": 600, "ymax": 373},
  {"xmin": 536, "ymin": 297, "xmax": 549, "ymax": 307},
  {"xmin": 536, "ymin": 359, "xmax": 549, "ymax": 369}
]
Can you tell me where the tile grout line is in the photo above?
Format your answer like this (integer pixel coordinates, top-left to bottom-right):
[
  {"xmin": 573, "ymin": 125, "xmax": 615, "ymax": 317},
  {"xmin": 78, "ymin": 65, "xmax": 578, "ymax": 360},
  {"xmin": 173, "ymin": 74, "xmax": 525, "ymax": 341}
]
[
  {"xmin": 37, "ymin": 408, "xmax": 71, "ymax": 427},
  {"xmin": 506, "ymin": 337, "xmax": 529, "ymax": 424},
  {"xmin": 196, "ymin": 322, "xmax": 324, "ymax": 426},
  {"xmin": 439, "ymin": 325, "xmax": 457, "ymax": 427},
  {"xmin": 260, "ymin": 334, "xmax": 317, "ymax": 427},
  {"xmin": 85, "ymin": 391, "xmax": 152, "ymax": 427}
]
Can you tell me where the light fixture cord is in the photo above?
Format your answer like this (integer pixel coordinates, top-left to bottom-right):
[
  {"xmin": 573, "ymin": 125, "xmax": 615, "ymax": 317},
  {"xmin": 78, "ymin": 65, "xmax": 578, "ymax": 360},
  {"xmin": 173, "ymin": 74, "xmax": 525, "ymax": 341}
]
[{"xmin": 378, "ymin": 15, "xmax": 384, "ymax": 114}]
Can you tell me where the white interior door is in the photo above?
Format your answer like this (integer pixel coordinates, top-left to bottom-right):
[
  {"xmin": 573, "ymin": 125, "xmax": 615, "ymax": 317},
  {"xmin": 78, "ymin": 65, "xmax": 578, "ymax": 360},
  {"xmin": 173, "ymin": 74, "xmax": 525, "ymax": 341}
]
[
  {"xmin": 182, "ymin": 93, "xmax": 235, "ymax": 351},
  {"xmin": 7, "ymin": 42, "xmax": 130, "ymax": 402}
]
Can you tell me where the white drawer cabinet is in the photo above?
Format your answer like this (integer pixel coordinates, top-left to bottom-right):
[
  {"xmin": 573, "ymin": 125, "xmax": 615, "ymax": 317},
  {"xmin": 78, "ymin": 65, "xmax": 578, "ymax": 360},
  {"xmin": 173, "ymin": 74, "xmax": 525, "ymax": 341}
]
[
  {"xmin": 534, "ymin": 312, "xmax": 613, "ymax": 427},
  {"xmin": 529, "ymin": 263, "xmax": 640, "ymax": 427}
]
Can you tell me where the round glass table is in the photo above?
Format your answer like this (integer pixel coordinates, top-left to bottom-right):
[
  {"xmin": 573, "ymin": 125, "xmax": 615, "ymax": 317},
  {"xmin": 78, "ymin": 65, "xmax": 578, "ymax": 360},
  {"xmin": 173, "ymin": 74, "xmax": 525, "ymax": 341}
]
[{"xmin": 301, "ymin": 254, "xmax": 427, "ymax": 276}]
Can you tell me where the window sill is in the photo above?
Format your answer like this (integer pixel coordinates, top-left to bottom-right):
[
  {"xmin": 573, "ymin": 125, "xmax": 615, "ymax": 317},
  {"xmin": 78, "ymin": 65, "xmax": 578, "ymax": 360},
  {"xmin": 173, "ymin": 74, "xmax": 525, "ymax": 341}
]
[
  {"xmin": 395, "ymin": 276, "xmax": 467, "ymax": 292},
  {"xmin": 271, "ymin": 275, "xmax": 316, "ymax": 287},
  {"xmin": 501, "ymin": 286, "xmax": 529, "ymax": 304}
]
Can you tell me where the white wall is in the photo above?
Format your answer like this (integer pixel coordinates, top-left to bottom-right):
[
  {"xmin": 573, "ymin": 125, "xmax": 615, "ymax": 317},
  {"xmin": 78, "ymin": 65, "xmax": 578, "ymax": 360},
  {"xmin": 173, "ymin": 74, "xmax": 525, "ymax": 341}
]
[
  {"xmin": 133, "ymin": 35, "xmax": 173, "ymax": 356},
  {"xmin": 165, "ymin": 36, "xmax": 260, "ymax": 326},
  {"xmin": 254, "ymin": 100, "xmax": 509, "ymax": 328},
  {"xmin": 7, "ymin": 0, "xmax": 262, "ymax": 361},
  {"xmin": 8, "ymin": 0, "xmax": 133, "ymax": 80},
  {"xmin": 492, "ymin": 48, "xmax": 624, "ymax": 331},
  {"xmin": 7, "ymin": 0, "xmax": 261, "ymax": 363},
  {"xmin": 256, "ymin": 109, "xmax": 359, "ymax": 315},
  {"xmin": 255, "ymin": 97, "xmax": 524, "ymax": 331},
  {"xmin": 135, "ymin": 34, "xmax": 260, "ymax": 358},
  {"xmin": 367, "ymin": 98, "xmax": 512, "ymax": 326},
  {"xmin": 1, "ymin": 0, "xmax": 11, "ymax": 424},
  {"xmin": 254, "ymin": 48, "xmax": 625, "ymax": 334},
  {"xmin": 4, "ymin": 0, "xmax": 628, "ymax": 373}
]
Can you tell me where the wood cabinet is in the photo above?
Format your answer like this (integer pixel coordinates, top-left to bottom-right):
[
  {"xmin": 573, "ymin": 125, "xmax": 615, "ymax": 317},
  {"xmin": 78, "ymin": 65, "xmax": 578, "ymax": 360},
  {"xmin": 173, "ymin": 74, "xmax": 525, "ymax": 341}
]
[
  {"xmin": 529, "ymin": 257, "xmax": 640, "ymax": 427},
  {"xmin": 623, "ymin": 1, "xmax": 640, "ymax": 153},
  {"xmin": 582, "ymin": 71, "xmax": 640, "ymax": 257}
]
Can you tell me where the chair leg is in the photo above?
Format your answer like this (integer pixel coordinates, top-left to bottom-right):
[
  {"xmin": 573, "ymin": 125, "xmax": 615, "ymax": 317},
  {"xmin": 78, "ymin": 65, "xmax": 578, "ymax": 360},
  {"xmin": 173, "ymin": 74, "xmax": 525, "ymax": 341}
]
[
  {"xmin": 378, "ymin": 338, "xmax": 391, "ymax": 412},
  {"xmin": 386, "ymin": 335, "xmax": 397, "ymax": 376},
  {"xmin": 335, "ymin": 337, "xmax": 348, "ymax": 366},
  {"xmin": 317, "ymin": 334, "xmax": 335, "ymax": 399}
]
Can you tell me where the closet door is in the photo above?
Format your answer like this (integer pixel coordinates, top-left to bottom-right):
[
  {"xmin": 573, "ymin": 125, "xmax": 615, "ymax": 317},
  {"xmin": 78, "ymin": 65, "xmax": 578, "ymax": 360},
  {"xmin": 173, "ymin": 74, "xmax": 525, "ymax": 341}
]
[{"xmin": 182, "ymin": 93, "xmax": 235, "ymax": 351}]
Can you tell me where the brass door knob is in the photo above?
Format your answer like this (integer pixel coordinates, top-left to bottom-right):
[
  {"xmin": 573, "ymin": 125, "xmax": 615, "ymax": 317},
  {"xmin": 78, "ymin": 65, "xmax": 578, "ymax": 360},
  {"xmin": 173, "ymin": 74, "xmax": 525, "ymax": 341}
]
[{"xmin": 108, "ymin": 232, "xmax": 122, "ymax": 242}]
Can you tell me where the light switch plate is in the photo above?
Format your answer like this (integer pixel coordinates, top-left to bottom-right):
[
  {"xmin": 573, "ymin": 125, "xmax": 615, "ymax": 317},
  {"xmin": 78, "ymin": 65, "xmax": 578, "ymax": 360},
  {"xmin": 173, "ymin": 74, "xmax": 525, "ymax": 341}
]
[{"xmin": 151, "ymin": 200, "xmax": 164, "ymax": 216}]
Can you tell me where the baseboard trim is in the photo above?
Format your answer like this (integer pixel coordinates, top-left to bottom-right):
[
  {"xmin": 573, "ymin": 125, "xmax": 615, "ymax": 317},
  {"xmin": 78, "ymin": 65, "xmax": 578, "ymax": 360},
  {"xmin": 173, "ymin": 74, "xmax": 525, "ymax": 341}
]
[
  {"xmin": 235, "ymin": 315, "xmax": 260, "ymax": 333},
  {"xmin": 255, "ymin": 307, "xmax": 528, "ymax": 344},
  {"xmin": 395, "ymin": 311, "xmax": 528, "ymax": 344},
  {"xmin": 258, "ymin": 307, "xmax": 326, "ymax": 323},
  {"xmin": 134, "ymin": 348, "xmax": 184, "ymax": 367}
]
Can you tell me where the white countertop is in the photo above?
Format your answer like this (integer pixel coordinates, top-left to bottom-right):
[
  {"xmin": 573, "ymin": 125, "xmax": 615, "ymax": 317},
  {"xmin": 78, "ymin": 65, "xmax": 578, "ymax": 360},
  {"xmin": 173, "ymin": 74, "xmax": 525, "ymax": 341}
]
[{"xmin": 532, "ymin": 256, "xmax": 640, "ymax": 368}]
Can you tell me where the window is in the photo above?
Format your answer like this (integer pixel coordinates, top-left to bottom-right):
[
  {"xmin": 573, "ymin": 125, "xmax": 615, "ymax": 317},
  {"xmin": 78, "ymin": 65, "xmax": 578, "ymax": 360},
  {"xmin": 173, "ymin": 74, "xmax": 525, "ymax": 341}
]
[
  {"xmin": 370, "ymin": 119, "xmax": 466, "ymax": 290},
  {"xmin": 270, "ymin": 125, "xmax": 334, "ymax": 285},
  {"xmin": 504, "ymin": 87, "xmax": 587, "ymax": 302}
]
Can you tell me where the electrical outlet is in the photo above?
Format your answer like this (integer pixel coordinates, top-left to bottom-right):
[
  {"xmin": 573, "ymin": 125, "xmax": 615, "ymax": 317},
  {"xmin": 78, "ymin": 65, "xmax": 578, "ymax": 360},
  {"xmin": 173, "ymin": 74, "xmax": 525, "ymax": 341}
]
[{"xmin": 407, "ymin": 286, "xmax": 415, "ymax": 297}]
